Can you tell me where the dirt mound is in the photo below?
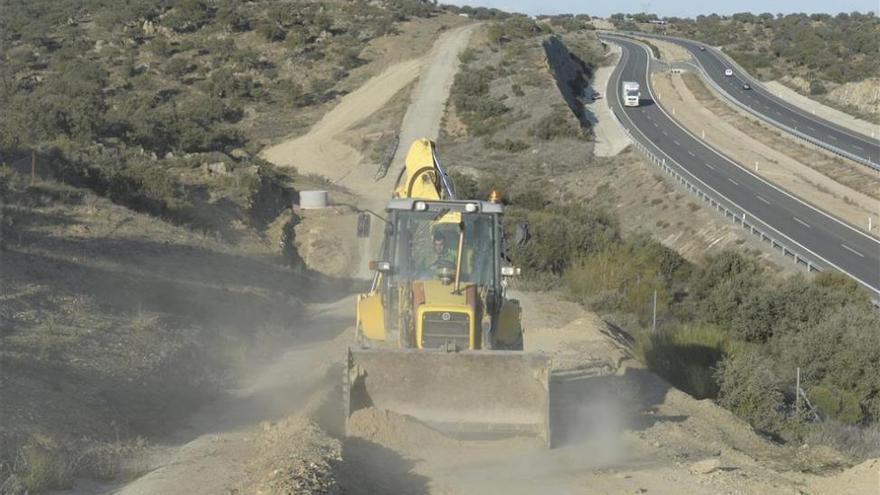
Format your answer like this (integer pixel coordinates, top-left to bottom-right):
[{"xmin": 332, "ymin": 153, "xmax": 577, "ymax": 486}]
[
  {"xmin": 347, "ymin": 408, "xmax": 458, "ymax": 451},
  {"xmin": 808, "ymin": 458, "xmax": 880, "ymax": 495},
  {"xmin": 242, "ymin": 417, "xmax": 342, "ymax": 495},
  {"xmin": 827, "ymin": 78, "xmax": 880, "ymax": 118}
]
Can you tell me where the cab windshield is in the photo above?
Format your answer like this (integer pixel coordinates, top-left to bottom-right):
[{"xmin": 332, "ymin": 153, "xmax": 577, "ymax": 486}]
[{"xmin": 390, "ymin": 210, "xmax": 496, "ymax": 286}]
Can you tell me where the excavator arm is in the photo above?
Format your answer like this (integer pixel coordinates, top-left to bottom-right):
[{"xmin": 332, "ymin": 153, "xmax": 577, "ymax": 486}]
[{"xmin": 393, "ymin": 138, "xmax": 456, "ymax": 200}]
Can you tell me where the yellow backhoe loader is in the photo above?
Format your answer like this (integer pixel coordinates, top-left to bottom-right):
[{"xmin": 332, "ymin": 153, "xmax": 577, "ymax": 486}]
[{"xmin": 346, "ymin": 139, "xmax": 552, "ymax": 445}]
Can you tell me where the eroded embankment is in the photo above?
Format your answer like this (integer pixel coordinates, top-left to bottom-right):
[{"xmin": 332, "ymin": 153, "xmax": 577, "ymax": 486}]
[{"xmin": 542, "ymin": 35, "xmax": 593, "ymax": 126}]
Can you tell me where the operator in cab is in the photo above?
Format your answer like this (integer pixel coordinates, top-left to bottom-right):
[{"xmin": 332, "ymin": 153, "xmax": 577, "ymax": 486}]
[
  {"xmin": 415, "ymin": 229, "xmax": 458, "ymax": 280},
  {"xmin": 430, "ymin": 230, "xmax": 456, "ymax": 269}
]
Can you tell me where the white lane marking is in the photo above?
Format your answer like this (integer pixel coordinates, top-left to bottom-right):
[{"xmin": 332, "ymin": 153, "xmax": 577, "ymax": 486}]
[
  {"xmin": 841, "ymin": 243, "xmax": 865, "ymax": 257},
  {"xmin": 662, "ymin": 130, "xmax": 668, "ymax": 136},
  {"xmin": 705, "ymin": 163, "xmax": 715, "ymax": 170},
  {"xmin": 853, "ymin": 145, "xmax": 864, "ymax": 151},
  {"xmin": 673, "ymin": 139, "xmax": 680, "ymax": 146},
  {"xmin": 728, "ymin": 177, "xmax": 739, "ymax": 186},
  {"xmin": 829, "ymin": 135, "xmax": 838, "ymax": 140},
  {"xmin": 688, "ymin": 150, "xmax": 695, "ymax": 157},
  {"xmin": 607, "ymin": 36, "xmax": 880, "ymax": 277},
  {"xmin": 793, "ymin": 217, "xmax": 810, "ymax": 228},
  {"xmin": 756, "ymin": 195, "xmax": 771, "ymax": 205}
]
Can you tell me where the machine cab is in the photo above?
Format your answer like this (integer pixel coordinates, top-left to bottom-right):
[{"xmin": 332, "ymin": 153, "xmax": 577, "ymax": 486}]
[{"xmin": 357, "ymin": 198, "xmax": 520, "ymax": 350}]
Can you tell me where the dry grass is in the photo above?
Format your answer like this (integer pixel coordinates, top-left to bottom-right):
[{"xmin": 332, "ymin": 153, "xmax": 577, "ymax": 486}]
[{"xmin": 0, "ymin": 171, "xmax": 349, "ymax": 488}]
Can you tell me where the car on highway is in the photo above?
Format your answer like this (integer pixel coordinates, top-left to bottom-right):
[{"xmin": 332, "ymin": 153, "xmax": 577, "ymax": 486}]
[
  {"xmin": 699, "ymin": 46, "xmax": 706, "ymax": 51},
  {"xmin": 742, "ymin": 82, "xmax": 751, "ymax": 90},
  {"xmin": 724, "ymin": 69, "xmax": 733, "ymax": 77}
]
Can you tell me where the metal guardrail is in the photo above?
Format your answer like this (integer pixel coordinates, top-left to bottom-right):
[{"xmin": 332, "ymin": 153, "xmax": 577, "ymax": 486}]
[
  {"xmin": 619, "ymin": 31, "xmax": 880, "ymax": 171},
  {"xmin": 374, "ymin": 134, "xmax": 400, "ymax": 181},
  {"xmin": 691, "ymin": 51, "xmax": 878, "ymax": 170},
  {"xmin": 602, "ymin": 33, "xmax": 880, "ymax": 305},
  {"xmin": 610, "ymin": 108, "xmax": 826, "ymax": 276}
]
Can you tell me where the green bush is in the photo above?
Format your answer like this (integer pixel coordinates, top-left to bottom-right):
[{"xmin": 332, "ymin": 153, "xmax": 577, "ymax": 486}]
[
  {"xmin": 486, "ymin": 17, "xmax": 549, "ymax": 44},
  {"xmin": 386, "ymin": 0, "xmax": 435, "ymax": 18},
  {"xmin": 19, "ymin": 436, "xmax": 76, "ymax": 491},
  {"xmin": 636, "ymin": 323, "xmax": 731, "ymax": 399},
  {"xmin": 459, "ymin": 48, "xmax": 478, "ymax": 64},
  {"xmin": 164, "ymin": 0, "xmax": 213, "ymax": 33},
  {"xmin": 529, "ymin": 107, "xmax": 581, "ymax": 140},
  {"xmin": 216, "ymin": 0, "xmax": 251, "ymax": 32},
  {"xmin": 505, "ymin": 205, "xmax": 618, "ymax": 276},
  {"xmin": 810, "ymin": 79, "xmax": 827, "ymax": 95},
  {"xmin": 450, "ymin": 68, "xmax": 510, "ymax": 136},
  {"xmin": 164, "ymin": 57, "xmax": 196, "ymax": 79},
  {"xmin": 485, "ymin": 138, "xmax": 529, "ymax": 153},
  {"xmin": 810, "ymin": 385, "xmax": 863, "ymax": 425},
  {"xmin": 510, "ymin": 189, "xmax": 547, "ymax": 209},
  {"xmin": 257, "ymin": 19, "xmax": 286, "ymax": 41},
  {"xmin": 564, "ymin": 234, "xmax": 686, "ymax": 323},
  {"xmin": 205, "ymin": 68, "xmax": 257, "ymax": 99},
  {"xmin": 776, "ymin": 302, "xmax": 880, "ymax": 423},
  {"xmin": 716, "ymin": 351, "xmax": 786, "ymax": 434}
]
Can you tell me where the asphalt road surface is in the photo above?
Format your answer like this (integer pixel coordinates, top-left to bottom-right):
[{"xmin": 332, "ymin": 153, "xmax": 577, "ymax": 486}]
[
  {"xmin": 635, "ymin": 32, "xmax": 880, "ymax": 169},
  {"xmin": 600, "ymin": 34, "xmax": 880, "ymax": 299}
]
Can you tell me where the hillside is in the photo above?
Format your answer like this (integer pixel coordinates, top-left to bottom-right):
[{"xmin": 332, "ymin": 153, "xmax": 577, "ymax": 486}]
[
  {"xmin": 2, "ymin": 4, "xmax": 879, "ymax": 493},
  {"xmin": 438, "ymin": 16, "xmax": 880, "ymax": 466},
  {"xmin": 0, "ymin": 0, "xmax": 471, "ymax": 491},
  {"xmin": 0, "ymin": 0, "xmax": 473, "ymax": 240}
]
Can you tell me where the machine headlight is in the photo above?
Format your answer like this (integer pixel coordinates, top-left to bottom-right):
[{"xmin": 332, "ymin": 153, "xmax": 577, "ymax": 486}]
[
  {"xmin": 465, "ymin": 202, "xmax": 478, "ymax": 213},
  {"xmin": 414, "ymin": 201, "xmax": 428, "ymax": 211}
]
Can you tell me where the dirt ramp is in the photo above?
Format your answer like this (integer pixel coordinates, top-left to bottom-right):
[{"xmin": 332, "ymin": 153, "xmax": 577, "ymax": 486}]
[
  {"xmin": 241, "ymin": 417, "xmax": 342, "ymax": 495},
  {"xmin": 808, "ymin": 458, "xmax": 880, "ymax": 495}
]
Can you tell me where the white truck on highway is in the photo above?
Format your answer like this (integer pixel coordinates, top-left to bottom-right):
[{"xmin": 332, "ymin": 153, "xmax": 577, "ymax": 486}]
[{"xmin": 622, "ymin": 81, "xmax": 640, "ymax": 107}]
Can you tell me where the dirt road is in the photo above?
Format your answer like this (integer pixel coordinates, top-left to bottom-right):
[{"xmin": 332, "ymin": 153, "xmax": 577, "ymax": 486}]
[
  {"xmin": 333, "ymin": 290, "xmax": 861, "ymax": 495},
  {"xmin": 262, "ymin": 24, "xmax": 478, "ymax": 210},
  {"xmin": 107, "ymin": 24, "xmax": 480, "ymax": 494},
  {"xmin": 96, "ymin": 299, "xmax": 351, "ymax": 495}
]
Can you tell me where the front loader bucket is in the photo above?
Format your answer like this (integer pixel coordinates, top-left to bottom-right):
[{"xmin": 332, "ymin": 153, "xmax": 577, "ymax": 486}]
[{"xmin": 345, "ymin": 348, "xmax": 552, "ymax": 447}]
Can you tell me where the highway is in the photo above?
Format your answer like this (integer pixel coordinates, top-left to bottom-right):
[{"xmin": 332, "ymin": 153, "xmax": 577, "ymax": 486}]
[
  {"xmin": 634, "ymin": 32, "xmax": 880, "ymax": 169},
  {"xmin": 599, "ymin": 34, "xmax": 880, "ymax": 298}
]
